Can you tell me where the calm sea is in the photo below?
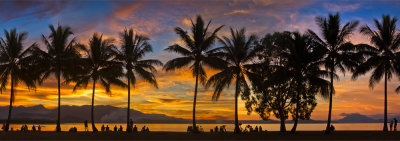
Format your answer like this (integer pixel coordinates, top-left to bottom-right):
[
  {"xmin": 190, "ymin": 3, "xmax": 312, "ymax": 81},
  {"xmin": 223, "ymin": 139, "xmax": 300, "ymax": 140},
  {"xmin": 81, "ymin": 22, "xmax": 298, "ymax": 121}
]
[{"xmin": 7, "ymin": 123, "xmax": 385, "ymax": 132}]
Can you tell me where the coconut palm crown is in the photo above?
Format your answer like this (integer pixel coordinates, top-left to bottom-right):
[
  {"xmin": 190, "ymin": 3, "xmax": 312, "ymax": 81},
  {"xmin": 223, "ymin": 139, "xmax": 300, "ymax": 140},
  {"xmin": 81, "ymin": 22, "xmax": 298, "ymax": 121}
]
[{"xmin": 164, "ymin": 15, "xmax": 225, "ymax": 132}]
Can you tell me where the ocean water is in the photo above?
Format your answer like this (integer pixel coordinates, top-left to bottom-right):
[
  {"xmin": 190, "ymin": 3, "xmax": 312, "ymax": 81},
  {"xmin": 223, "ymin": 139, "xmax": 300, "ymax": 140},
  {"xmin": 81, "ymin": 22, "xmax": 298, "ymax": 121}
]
[{"xmin": 7, "ymin": 123, "xmax": 385, "ymax": 132}]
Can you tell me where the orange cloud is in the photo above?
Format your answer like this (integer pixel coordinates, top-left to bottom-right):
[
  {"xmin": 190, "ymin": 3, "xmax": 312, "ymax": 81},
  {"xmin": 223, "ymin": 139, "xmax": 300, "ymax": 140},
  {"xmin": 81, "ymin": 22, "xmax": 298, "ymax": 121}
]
[
  {"xmin": 113, "ymin": 1, "xmax": 146, "ymax": 20},
  {"xmin": 182, "ymin": 18, "xmax": 191, "ymax": 27},
  {"xmin": 224, "ymin": 10, "xmax": 251, "ymax": 16}
]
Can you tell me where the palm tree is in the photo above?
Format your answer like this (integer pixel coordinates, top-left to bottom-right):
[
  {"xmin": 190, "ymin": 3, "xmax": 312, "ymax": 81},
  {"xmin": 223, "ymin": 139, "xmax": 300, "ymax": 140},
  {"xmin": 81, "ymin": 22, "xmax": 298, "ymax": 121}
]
[
  {"xmin": 352, "ymin": 15, "xmax": 400, "ymax": 132},
  {"xmin": 0, "ymin": 29, "xmax": 40, "ymax": 131},
  {"xmin": 276, "ymin": 31, "xmax": 330, "ymax": 133},
  {"xmin": 164, "ymin": 15, "xmax": 224, "ymax": 132},
  {"xmin": 34, "ymin": 25, "xmax": 82, "ymax": 132},
  {"xmin": 205, "ymin": 28, "xmax": 256, "ymax": 133},
  {"xmin": 113, "ymin": 28, "xmax": 162, "ymax": 132},
  {"xmin": 307, "ymin": 13, "xmax": 361, "ymax": 133},
  {"xmin": 67, "ymin": 33, "xmax": 126, "ymax": 132}
]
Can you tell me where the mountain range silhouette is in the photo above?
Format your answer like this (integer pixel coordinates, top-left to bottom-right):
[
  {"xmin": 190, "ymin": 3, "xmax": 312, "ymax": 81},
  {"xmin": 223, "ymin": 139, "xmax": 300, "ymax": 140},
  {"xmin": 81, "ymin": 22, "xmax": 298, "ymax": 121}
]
[{"xmin": 0, "ymin": 105, "xmax": 394, "ymax": 124}]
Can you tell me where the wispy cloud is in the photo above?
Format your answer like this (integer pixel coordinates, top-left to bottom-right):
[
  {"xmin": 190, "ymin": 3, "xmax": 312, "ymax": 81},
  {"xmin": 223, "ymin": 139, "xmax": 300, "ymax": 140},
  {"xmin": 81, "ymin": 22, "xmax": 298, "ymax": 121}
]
[
  {"xmin": 323, "ymin": 3, "xmax": 361, "ymax": 12},
  {"xmin": 224, "ymin": 9, "xmax": 252, "ymax": 16}
]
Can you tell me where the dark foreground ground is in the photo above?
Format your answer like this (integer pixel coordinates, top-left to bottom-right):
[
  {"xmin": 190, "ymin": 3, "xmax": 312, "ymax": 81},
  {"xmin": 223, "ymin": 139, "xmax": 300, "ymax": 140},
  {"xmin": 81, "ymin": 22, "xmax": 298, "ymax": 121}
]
[{"xmin": 0, "ymin": 131, "xmax": 400, "ymax": 140}]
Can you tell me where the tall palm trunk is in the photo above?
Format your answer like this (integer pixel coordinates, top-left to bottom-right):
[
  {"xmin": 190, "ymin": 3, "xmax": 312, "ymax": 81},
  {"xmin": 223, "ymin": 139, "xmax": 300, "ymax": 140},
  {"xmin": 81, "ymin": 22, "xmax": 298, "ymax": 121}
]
[
  {"xmin": 291, "ymin": 86, "xmax": 301, "ymax": 133},
  {"xmin": 325, "ymin": 66, "xmax": 334, "ymax": 134},
  {"xmin": 5, "ymin": 74, "xmax": 14, "ymax": 131},
  {"xmin": 91, "ymin": 80, "xmax": 98, "ymax": 132},
  {"xmin": 234, "ymin": 74, "xmax": 240, "ymax": 133},
  {"xmin": 192, "ymin": 72, "xmax": 199, "ymax": 132},
  {"xmin": 126, "ymin": 76, "xmax": 131, "ymax": 132},
  {"xmin": 383, "ymin": 71, "xmax": 388, "ymax": 132},
  {"xmin": 56, "ymin": 71, "xmax": 61, "ymax": 132}
]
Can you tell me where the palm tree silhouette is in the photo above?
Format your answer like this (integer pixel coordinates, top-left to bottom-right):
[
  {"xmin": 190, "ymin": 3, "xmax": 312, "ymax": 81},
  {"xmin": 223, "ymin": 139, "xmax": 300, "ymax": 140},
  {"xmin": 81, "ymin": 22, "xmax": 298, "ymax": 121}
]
[
  {"xmin": 67, "ymin": 33, "xmax": 126, "ymax": 132},
  {"xmin": 164, "ymin": 15, "xmax": 224, "ymax": 132},
  {"xmin": 34, "ymin": 25, "xmax": 82, "ymax": 132},
  {"xmin": 307, "ymin": 13, "xmax": 361, "ymax": 133},
  {"xmin": 113, "ymin": 28, "xmax": 162, "ymax": 132},
  {"xmin": 205, "ymin": 28, "xmax": 256, "ymax": 133},
  {"xmin": 0, "ymin": 29, "xmax": 40, "ymax": 131},
  {"xmin": 352, "ymin": 15, "xmax": 400, "ymax": 132},
  {"xmin": 275, "ymin": 31, "xmax": 330, "ymax": 133}
]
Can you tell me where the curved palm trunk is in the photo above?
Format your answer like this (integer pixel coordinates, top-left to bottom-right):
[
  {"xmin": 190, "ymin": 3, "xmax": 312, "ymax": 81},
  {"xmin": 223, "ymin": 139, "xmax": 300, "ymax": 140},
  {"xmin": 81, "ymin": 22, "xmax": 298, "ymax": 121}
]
[
  {"xmin": 234, "ymin": 74, "xmax": 240, "ymax": 133},
  {"xmin": 291, "ymin": 87, "xmax": 301, "ymax": 133},
  {"xmin": 325, "ymin": 68, "xmax": 334, "ymax": 134},
  {"xmin": 383, "ymin": 71, "xmax": 388, "ymax": 132},
  {"xmin": 5, "ymin": 75, "xmax": 14, "ymax": 131},
  {"xmin": 91, "ymin": 80, "xmax": 98, "ymax": 132},
  {"xmin": 126, "ymin": 77, "xmax": 131, "ymax": 132},
  {"xmin": 192, "ymin": 73, "xmax": 199, "ymax": 133},
  {"xmin": 56, "ymin": 72, "xmax": 61, "ymax": 132}
]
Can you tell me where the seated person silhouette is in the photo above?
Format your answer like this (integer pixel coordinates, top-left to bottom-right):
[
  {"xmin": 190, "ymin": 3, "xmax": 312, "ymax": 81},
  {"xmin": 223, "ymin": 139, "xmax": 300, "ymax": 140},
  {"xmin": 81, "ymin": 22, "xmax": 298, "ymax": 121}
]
[{"xmin": 330, "ymin": 125, "xmax": 335, "ymax": 132}]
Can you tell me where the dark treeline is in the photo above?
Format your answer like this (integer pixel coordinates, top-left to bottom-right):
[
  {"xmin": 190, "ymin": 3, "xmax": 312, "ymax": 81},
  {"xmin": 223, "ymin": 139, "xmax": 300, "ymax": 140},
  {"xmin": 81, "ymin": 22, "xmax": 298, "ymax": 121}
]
[{"xmin": 0, "ymin": 13, "xmax": 399, "ymax": 134}]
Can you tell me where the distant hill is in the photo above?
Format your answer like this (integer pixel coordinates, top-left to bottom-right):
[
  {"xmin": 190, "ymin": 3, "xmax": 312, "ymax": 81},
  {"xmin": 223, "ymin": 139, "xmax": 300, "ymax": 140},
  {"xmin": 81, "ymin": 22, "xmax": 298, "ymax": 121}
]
[
  {"xmin": 335, "ymin": 113, "xmax": 381, "ymax": 123},
  {"xmin": 0, "ymin": 105, "xmax": 388, "ymax": 123},
  {"xmin": 0, "ymin": 105, "xmax": 190, "ymax": 123}
]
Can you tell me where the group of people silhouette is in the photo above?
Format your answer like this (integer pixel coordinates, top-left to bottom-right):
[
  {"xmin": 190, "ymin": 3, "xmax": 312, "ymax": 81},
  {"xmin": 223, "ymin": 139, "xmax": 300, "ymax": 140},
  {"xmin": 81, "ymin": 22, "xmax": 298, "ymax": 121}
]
[
  {"xmin": 82, "ymin": 119, "xmax": 149, "ymax": 132},
  {"xmin": 243, "ymin": 125, "xmax": 263, "ymax": 133},
  {"xmin": 186, "ymin": 125, "xmax": 204, "ymax": 133},
  {"xmin": 390, "ymin": 118, "xmax": 398, "ymax": 131},
  {"xmin": 1, "ymin": 123, "xmax": 42, "ymax": 132},
  {"xmin": 210, "ymin": 125, "xmax": 227, "ymax": 133},
  {"xmin": 68, "ymin": 127, "xmax": 78, "ymax": 132},
  {"xmin": 196, "ymin": 125, "xmax": 264, "ymax": 133}
]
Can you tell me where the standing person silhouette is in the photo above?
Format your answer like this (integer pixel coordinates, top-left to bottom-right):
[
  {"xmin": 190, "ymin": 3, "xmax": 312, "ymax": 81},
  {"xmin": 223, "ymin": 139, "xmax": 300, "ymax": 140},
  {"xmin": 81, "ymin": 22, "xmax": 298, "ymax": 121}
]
[
  {"xmin": 394, "ymin": 118, "xmax": 398, "ymax": 131},
  {"xmin": 84, "ymin": 120, "xmax": 88, "ymax": 132},
  {"xmin": 128, "ymin": 119, "xmax": 133, "ymax": 132},
  {"xmin": 390, "ymin": 120, "xmax": 393, "ymax": 131},
  {"xmin": 101, "ymin": 125, "xmax": 105, "ymax": 132},
  {"xmin": 32, "ymin": 125, "xmax": 36, "ymax": 132},
  {"xmin": 119, "ymin": 125, "xmax": 123, "ymax": 132},
  {"xmin": 130, "ymin": 119, "xmax": 133, "ymax": 127}
]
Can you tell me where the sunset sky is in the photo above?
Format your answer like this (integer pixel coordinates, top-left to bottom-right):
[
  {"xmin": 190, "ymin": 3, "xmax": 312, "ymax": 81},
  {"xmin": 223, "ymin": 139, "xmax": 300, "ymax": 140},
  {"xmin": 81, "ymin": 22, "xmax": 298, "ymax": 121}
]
[{"xmin": 1, "ymin": 0, "xmax": 400, "ymax": 121}]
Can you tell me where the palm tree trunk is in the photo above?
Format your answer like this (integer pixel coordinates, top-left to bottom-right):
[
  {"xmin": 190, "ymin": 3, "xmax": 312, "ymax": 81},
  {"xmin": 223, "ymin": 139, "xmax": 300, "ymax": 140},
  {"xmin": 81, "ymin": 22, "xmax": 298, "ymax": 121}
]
[
  {"xmin": 56, "ymin": 72, "xmax": 61, "ymax": 132},
  {"xmin": 192, "ymin": 73, "xmax": 199, "ymax": 133},
  {"xmin": 291, "ymin": 87, "xmax": 300, "ymax": 133},
  {"xmin": 5, "ymin": 74, "xmax": 14, "ymax": 132},
  {"xmin": 234, "ymin": 74, "xmax": 240, "ymax": 133},
  {"xmin": 325, "ymin": 67, "xmax": 334, "ymax": 134},
  {"xmin": 383, "ymin": 71, "xmax": 388, "ymax": 132},
  {"xmin": 91, "ymin": 80, "xmax": 98, "ymax": 132},
  {"xmin": 127, "ymin": 76, "xmax": 131, "ymax": 132}
]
